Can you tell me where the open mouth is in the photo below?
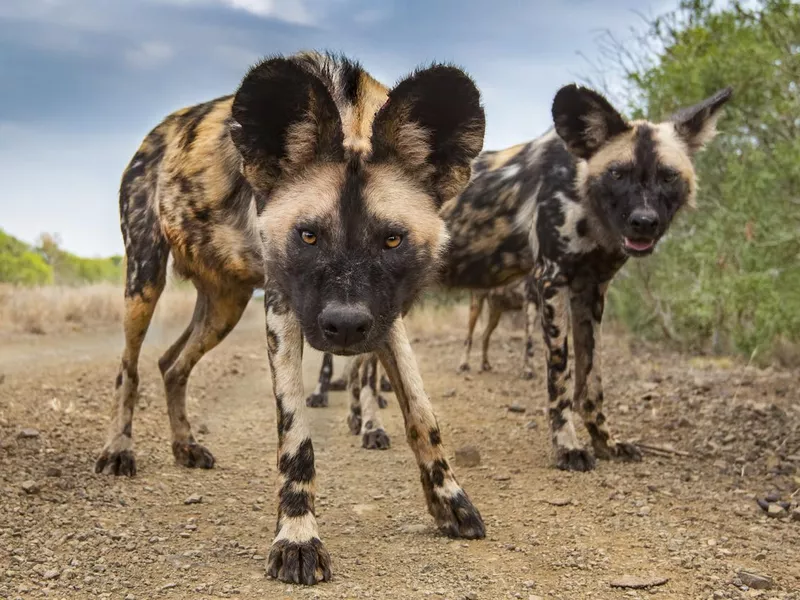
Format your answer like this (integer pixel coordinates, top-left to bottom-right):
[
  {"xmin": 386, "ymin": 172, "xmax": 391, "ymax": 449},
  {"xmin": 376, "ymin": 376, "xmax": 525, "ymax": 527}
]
[{"xmin": 623, "ymin": 237, "xmax": 656, "ymax": 254}]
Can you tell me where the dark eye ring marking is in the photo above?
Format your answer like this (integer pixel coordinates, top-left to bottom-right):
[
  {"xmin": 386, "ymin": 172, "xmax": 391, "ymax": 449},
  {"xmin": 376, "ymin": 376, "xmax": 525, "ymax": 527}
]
[
  {"xmin": 300, "ymin": 230, "xmax": 317, "ymax": 245},
  {"xmin": 385, "ymin": 234, "xmax": 403, "ymax": 249},
  {"xmin": 609, "ymin": 168, "xmax": 624, "ymax": 180}
]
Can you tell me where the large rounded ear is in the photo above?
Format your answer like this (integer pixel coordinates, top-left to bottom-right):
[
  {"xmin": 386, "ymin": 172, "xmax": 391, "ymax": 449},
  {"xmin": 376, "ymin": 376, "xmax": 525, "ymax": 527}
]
[
  {"xmin": 552, "ymin": 84, "xmax": 631, "ymax": 160},
  {"xmin": 369, "ymin": 64, "xmax": 486, "ymax": 208},
  {"xmin": 230, "ymin": 57, "xmax": 344, "ymax": 194},
  {"xmin": 670, "ymin": 86, "xmax": 733, "ymax": 153}
]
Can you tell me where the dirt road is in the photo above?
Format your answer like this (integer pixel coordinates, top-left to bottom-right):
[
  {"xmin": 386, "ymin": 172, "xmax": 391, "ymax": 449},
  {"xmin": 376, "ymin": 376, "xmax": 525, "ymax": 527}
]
[{"xmin": 1, "ymin": 301, "xmax": 799, "ymax": 599}]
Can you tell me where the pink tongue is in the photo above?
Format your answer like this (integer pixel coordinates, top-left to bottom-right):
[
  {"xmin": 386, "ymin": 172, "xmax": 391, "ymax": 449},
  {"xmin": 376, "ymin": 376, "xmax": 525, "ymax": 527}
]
[{"xmin": 624, "ymin": 238, "xmax": 654, "ymax": 251}]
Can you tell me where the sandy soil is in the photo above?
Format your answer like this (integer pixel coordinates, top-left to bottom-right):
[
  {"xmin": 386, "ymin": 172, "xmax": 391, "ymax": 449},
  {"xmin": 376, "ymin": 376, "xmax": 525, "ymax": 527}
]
[{"xmin": 1, "ymin": 301, "xmax": 799, "ymax": 600}]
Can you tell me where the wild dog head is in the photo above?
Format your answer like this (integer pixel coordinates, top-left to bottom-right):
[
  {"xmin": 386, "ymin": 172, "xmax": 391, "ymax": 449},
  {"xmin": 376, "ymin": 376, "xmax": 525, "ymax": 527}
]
[
  {"xmin": 552, "ymin": 83, "xmax": 732, "ymax": 256},
  {"xmin": 230, "ymin": 55, "xmax": 485, "ymax": 355}
]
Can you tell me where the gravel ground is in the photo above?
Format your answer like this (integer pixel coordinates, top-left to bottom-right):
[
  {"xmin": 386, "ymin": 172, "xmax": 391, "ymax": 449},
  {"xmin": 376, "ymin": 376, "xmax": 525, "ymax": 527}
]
[{"xmin": 1, "ymin": 302, "xmax": 799, "ymax": 600}]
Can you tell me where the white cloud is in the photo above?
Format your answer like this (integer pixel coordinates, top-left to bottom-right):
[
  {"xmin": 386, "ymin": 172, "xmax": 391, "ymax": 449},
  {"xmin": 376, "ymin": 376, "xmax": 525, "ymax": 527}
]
[
  {"xmin": 125, "ymin": 41, "xmax": 174, "ymax": 69},
  {"xmin": 221, "ymin": 0, "xmax": 313, "ymax": 24}
]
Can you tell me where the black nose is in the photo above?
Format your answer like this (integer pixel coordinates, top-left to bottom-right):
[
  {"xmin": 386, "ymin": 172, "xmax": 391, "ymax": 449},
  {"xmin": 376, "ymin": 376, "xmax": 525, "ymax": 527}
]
[
  {"xmin": 629, "ymin": 209, "xmax": 660, "ymax": 236},
  {"xmin": 318, "ymin": 304, "xmax": 373, "ymax": 348}
]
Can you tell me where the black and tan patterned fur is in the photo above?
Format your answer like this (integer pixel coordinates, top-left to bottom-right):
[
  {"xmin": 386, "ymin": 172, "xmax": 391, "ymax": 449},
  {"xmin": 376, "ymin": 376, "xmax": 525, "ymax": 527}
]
[
  {"xmin": 96, "ymin": 50, "xmax": 487, "ymax": 585},
  {"xmin": 441, "ymin": 83, "xmax": 733, "ymax": 471}
]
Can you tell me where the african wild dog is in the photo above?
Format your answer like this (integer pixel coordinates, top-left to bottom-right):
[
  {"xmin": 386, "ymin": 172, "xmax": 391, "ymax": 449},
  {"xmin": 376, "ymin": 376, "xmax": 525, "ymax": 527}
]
[
  {"xmin": 456, "ymin": 275, "xmax": 540, "ymax": 377},
  {"xmin": 95, "ymin": 50, "xmax": 487, "ymax": 585},
  {"xmin": 439, "ymin": 83, "xmax": 733, "ymax": 471}
]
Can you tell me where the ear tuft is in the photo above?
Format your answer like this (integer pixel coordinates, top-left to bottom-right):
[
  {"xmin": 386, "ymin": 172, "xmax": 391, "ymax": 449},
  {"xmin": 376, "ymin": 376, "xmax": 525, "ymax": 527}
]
[
  {"xmin": 370, "ymin": 64, "xmax": 486, "ymax": 207},
  {"xmin": 670, "ymin": 86, "xmax": 733, "ymax": 153},
  {"xmin": 552, "ymin": 84, "xmax": 631, "ymax": 160},
  {"xmin": 230, "ymin": 56, "xmax": 344, "ymax": 193}
]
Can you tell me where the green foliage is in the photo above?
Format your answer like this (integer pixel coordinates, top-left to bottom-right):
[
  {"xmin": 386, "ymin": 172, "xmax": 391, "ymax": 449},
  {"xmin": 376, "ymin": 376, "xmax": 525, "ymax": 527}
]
[
  {"xmin": 590, "ymin": 0, "xmax": 800, "ymax": 362},
  {"xmin": 0, "ymin": 229, "xmax": 53, "ymax": 285},
  {"xmin": 0, "ymin": 229, "xmax": 124, "ymax": 286}
]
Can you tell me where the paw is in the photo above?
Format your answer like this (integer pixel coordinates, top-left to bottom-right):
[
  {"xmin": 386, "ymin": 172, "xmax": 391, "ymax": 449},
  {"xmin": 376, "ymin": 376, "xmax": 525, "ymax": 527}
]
[
  {"xmin": 377, "ymin": 395, "xmax": 389, "ymax": 409},
  {"xmin": 172, "ymin": 441, "xmax": 215, "ymax": 469},
  {"xmin": 595, "ymin": 440, "xmax": 643, "ymax": 463},
  {"xmin": 267, "ymin": 538, "xmax": 332, "ymax": 585},
  {"xmin": 362, "ymin": 429, "xmax": 390, "ymax": 450},
  {"xmin": 457, "ymin": 362, "xmax": 470, "ymax": 373},
  {"xmin": 305, "ymin": 392, "xmax": 329, "ymax": 408},
  {"xmin": 347, "ymin": 411, "xmax": 362, "ymax": 436},
  {"xmin": 328, "ymin": 378, "xmax": 347, "ymax": 391},
  {"xmin": 380, "ymin": 376, "xmax": 393, "ymax": 393},
  {"xmin": 521, "ymin": 369, "xmax": 535, "ymax": 380},
  {"xmin": 479, "ymin": 361, "xmax": 492, "ymax": 372},
  {"xmin": 555, "ymin": 448, "xmax": 596, "ymax": 472},
  {"xmin": 95, "ymin": 439, "xmax": 137, "ymax": 477},
  {"xmin": 431, "ymin": 492, "xmax": 486, "ymax": 540}
]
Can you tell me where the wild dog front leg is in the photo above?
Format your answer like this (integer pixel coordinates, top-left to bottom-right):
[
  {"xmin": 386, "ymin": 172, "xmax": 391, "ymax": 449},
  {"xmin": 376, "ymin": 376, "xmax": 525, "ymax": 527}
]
[
  {"xmin": 358, "ymin": 354, "xmax": 390, "ymax": 450},
  {"xmin": 570, "ymin": 283, "xmax": 641, "ymax": 462},
  {"xmin": 306, "ymin": 352, "xmax": 333, "ymax": 408},
  {"xmin": 377, "ymin": 319, "xmax": 485, "ymax": 539},
  {"xmin": 264, "ymin": 290, "xmax": 331, "ymax": 585},
  {"xmin": 457, "ymin": 292, "xmax": 484, "ymax": 372},
  {"xmin": 537, "ymin": 262, "xmax": 595, "ymax": 472},
  {"xmin": 521, "ymin": 277, "xmax": 539, "ymax": 380}
]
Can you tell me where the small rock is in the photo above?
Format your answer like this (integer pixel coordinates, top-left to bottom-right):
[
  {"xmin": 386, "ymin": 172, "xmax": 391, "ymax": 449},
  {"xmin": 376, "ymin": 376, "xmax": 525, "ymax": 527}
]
[
  {"xmin": 529, "ymin": 596, "xmax": 544, "ymax": 600},
  {"xmin": 494, "ymin": 474, "xmax": 511, "ymax": 481},
  {"xmin": 442, "ymin": 389, "xmax": 457, "ymax": 398},
  {"xmin": 738, "ymin": 570, "xmax": 773, "ymax": 590},
  {"xmin": 160, "ymin": 583, "xmax": 178, "ymax": 591},
  {"xmin": 638, "ymin": 506, "xmax": 652, "ymax": 517},
  {"xmin": 464, "ymin": 594, "xmax": 477, "ymax": 600},
  {"xmin": 754, "ymin": 551, "xmax": 767, "ymax": 561},
  {"xmin": 45, "ymin": 467, "xmax": 62, "ymax": 478},
  {"xmin": 17, "ymin": 428, "xmax": 40, "ymax": 439},
  {"xmin": 21, "ymin": 480, "xmax": 40, "ymax": 494},
  {"xmin": 42, "ymin": 569, "xmax": 59, "ymax": 580},
  {"xmin": 545, "ymin": 498, "xmax": 571, "ymax": 507},
  {"xmin": 791, "ymin": 508, "xmax": 800, "ymax": 522},
  {"xmin": 197, "ymin": 424, "xmax": 210, "ymax": 435},
  {"xmin": 756, "ymin": 498, "xmax": 770, "ymax": 512},
  {"xmin": 184, "ymin": 494, "xmax": 203, "ymax": 505},
  {"xmin": 508, "ymin": 403, "xmax": 526, "ymax": 414},
  {"xmin": 765, "ymin": 491, "xmax": 780, "ymax": 503},
  {"xmin": 609, "ymin": 575, "xmax": 669, "ymax": 589},
  {"xmin": 525, "ymin": 420, "xmax": 538, "ymax": 429},
  {"xmin": 766, "ymin": 504, "xmax": 786, "ymax": 518},
  {"xmin": 400, "ymin": 524, "xmax": 427, "ymax": 535},
  {"xmin": 454, "ymin": 445, "xmax": 481, "ymax": 468}
]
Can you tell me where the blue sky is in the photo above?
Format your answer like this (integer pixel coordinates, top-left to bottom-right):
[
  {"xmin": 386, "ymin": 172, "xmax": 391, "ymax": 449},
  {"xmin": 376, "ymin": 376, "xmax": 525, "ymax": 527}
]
[{"xmin": 0, "ymin": 0, "xmax": 676, "ymax": 257}]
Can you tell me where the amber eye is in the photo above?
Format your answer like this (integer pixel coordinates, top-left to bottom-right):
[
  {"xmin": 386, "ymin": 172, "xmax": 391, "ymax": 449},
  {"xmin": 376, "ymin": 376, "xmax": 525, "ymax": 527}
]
[
  {"xmin": 385, "ymin": 234, "xmax": 403, "ymax": 249},
  {"xmin": 300, "ymin": 230, "xmax": 317, "ymax": 245},
  {"xmin": 662, "ymin": 171, "xmax": 679, "ymax": 184},
  {"xmin": 609, "ymin": 168, "xmax": 623, "ymax": 180}
]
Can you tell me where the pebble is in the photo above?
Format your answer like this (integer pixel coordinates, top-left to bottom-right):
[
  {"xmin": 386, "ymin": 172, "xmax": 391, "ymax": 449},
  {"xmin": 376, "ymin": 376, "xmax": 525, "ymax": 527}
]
[
  {"xmin": 197, "ymin": 424, "xmax": 210, "ymax": 434},
  {"xmin": 766, "ymin": 504, "xmax": 786, "ymax": 518},
  {"xmin": 609, "ymin": 575, "xmax": 669, "ymax": 589},
  {"xmin": 765, "ymin": 491, "xmax": 780, "ymax": 503},
  {"xmin": 184, "ymin": 494, "xmax": 203, "ymax": 505},
  {"xmin": 400, "ymin": 524, "xmax": 428, "ymax": 535},
  {"xmin": 46, "ymin": 467, "xmax": 62, "ymax": 477},
  {"xmin": 791, "ymin": 507, "xmax": 800, "ymax": 522},
  {"xmin": 42, "ymin": 569, "xmax": 60, "ymax": 580},
  {"xmin": 545, "ymin": 498, "xmax": 571, "ymax": 507},
  {"xmin": 160, "ymin": 583, "xmax": 177, "ymax": 591},
  {"xmin": 508, "ymin": 403, "xmax": 526, "ymax": 414},
  {"xmin": 17, "ymin": 428, "xmax": 40, "ymax": 439},
  {"xmin": 454, "ymin": 445, "xmax": 481, "ymax": 468},
  {"xmin": 21, "ymin": 480, "xmax": 40, "ymax": 494},
  {"xmin": 737, "ymin": 570, "xmax": 773, "ymax": 590},
  {"xmin": 525, "ymin": 420, "xmax": 538, "ymax": 429},
  {"xmin": 442, "ymin": 389, "xmax": 457, "ymax": 398}
]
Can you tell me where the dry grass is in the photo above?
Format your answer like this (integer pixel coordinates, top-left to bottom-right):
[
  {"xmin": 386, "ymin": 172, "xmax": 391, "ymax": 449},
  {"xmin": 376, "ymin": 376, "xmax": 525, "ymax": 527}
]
[{"xmin": 0, "ymin": 280, "xmax": 198, "ymax": 336}]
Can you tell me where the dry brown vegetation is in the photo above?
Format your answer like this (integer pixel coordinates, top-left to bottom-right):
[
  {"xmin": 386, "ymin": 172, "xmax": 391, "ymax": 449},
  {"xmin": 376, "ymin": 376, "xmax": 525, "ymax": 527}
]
[{"xmin": 0, "ymin": 280, "xmax": 198, "ymax": 336}]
